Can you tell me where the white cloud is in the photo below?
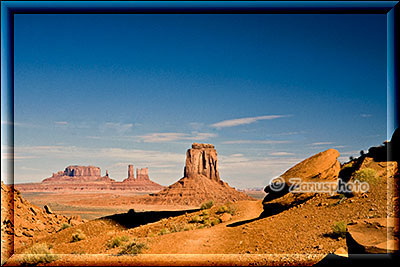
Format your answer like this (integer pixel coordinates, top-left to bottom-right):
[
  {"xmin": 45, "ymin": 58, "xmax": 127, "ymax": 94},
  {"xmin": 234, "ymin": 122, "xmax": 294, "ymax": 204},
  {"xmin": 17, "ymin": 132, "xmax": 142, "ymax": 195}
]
[
  {"xmin": 269, "ymin": 152, "xmax": 295, "ymax": 156},
  {"xmin": 360, "ymin": 114, "xmax": 372, "ymax": 118},
  {"xmin": 55, "ymin": 121, "xmax": 68, "ymax": 125},
  {"xmin": 101, "ymin": 122, "xmax": 134, "ymax": 134},
  {"xmin": 222, "ymin": 140, "xmax": 291, "ymax": 145},
  {"xmin": 189, "ymin": 122, "xmax": 204, "ymax": 130},
  {"xmin": 138, "ymin": 132, "xmax": 216, "ymax": 143},
  {"xmin": 211, "ymin": 115, "xmax": 290, "ymax": 128},
  {"xmin": 311, "ymin": 142, "xmax": 333, "ymax": 146}
]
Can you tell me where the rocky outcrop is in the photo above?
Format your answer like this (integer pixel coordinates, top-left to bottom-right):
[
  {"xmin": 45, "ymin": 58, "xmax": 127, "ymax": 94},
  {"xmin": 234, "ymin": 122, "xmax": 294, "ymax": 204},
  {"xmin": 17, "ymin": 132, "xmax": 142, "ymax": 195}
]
[
  {"xmin": 262, "ymin": 149, "xmax": 341, "ymax": 211},
  {"xmin": 346, "ymin": 218, "xmax": 399, "ymax": 254},
  {"xmin": 1, "ymin": 182, "xmax": 85, "ymax": 261},
  {"xmin": 263, "ymin": 149, "xmax": 341, "ymax": 202},
  {"xmin": 64, "ymin": 165, "xmax": 101, "ymax": 177},
  {"xmin": 17, "ymin": 164, "xmax": 165, "ymax": 193},
  {"xmin": 43, "ymin": 165, "xmax": 107, "ymax": 183},
  {"xmin": 136, "ymin": 143, "xmax": 254, "ymax": 206},
  {"xmin": 184, "ymin": 143, "xmax": 219, "ymax": 182},
  {"xmin": 128, "ymin": 165, "xmax": 134, "ymax": 179},
  {"xmin": 136, "ymin": 168, "xmax": 150, "ymax": 181}
]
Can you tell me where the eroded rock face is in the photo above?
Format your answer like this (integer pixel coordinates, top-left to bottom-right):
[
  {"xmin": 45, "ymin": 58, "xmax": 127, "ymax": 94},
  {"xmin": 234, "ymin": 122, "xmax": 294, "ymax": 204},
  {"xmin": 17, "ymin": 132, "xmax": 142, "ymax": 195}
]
[
  {"xmin": 64, "ymin": 165, "xmax": 101, "ymax": 177},
  {"xmin": 346, "ymin": 218, "xmax": 399, "ymax": 254},
  {"xmin": 184, "ymin": 143, "xmax": 220, "ymax": 182}
]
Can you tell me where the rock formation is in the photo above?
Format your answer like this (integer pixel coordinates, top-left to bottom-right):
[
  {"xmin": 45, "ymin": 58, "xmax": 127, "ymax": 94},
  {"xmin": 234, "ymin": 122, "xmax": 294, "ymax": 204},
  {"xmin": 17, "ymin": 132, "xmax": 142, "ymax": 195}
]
[
  {"xmin": 184, "ymin": 143, "xmax": 219, "ymax": 182},
  {"xmin": 137, "ymin": 143, "xmax": 254, "ymax": 206},
  {"xmin": 346, "ymin": 218, "xmax": 399, "ymax": 253},
  {"xmin": 136, "ymin": 168, "xmax": 150, "ymax": 181},
  {"xmin": 1, "ymin": 181, "xmax": 85, "ymax": 261},
  {"xmin": 263, "ymin": 149, "xmax": 341, "ymax": 206},
  {"xmin": 16, "ymin": 164, "xmax": 165, "ymax": 192},
  {"xmin": 43, "ymin": 165, "xmax": 109, "ymax": 183},
  {"xmin": 128, "ymin": 165, "xmax": 134, "ymax": 179}
]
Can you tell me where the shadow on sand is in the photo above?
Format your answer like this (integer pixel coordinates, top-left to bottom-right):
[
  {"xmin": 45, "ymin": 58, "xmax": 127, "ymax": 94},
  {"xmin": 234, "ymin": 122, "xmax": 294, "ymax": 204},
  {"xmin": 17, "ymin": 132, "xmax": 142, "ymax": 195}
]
[
  {"xmin": 103, "ymin": 208, "xmax": 200, "ymax": 229},
  {"xmin": 227, "ymin": 195, "xmax": 314, "ymax": 228},
  {"xmin": 226, "ymin": 203, "xmax": 288, "ymax": 228}
]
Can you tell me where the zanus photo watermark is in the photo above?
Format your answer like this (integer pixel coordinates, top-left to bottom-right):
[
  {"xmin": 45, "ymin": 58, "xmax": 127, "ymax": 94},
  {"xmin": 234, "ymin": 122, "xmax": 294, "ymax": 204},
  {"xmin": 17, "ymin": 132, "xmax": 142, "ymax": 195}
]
[{"xmin": 269, "ymin": 177, "xmax": 370, "ymax": 195}]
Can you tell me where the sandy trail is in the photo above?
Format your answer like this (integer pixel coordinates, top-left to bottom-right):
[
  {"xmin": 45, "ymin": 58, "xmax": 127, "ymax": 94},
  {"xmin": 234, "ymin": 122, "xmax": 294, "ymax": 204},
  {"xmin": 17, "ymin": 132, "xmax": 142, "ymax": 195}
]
[{"xmin": 146, "ymin": 200, "xmax": 263, "ymax": 254}]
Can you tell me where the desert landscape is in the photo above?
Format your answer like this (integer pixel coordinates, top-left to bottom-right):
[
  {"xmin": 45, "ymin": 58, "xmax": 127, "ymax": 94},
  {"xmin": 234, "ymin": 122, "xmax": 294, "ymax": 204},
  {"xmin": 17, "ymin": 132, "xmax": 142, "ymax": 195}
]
[
  {"xmin": 3, "ymin": 10, "xmax": 398, "ymax": 266},
  {"xmin": 2, "ymin": 132, "xmax": 399, "ymax": 266}
]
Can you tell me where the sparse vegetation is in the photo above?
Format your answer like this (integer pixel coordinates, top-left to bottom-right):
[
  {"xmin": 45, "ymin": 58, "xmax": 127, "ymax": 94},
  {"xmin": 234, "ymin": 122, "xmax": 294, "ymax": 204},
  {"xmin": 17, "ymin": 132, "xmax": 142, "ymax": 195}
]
[
  {"xmin": 190, "ymin": 215, "xmax": 202, "ymax": 223},
  {"xmin": 200, "ymin": 200, "xmax": 214, "ymax": 210},
  {"xmin": 331, "ymin": 221, "xmax": 347, "ymax": 238},
  {"xmin": 118, "ymin": 240, "xmax": 147, "ymax": 255},
  {"xmin": 71, "ymin": 229, "xmax": 86, "ymax": 242},
  {"xmin": 20, "ymin": 243, "xmax": 58, "ymax": 266},
  {"xmin": 353, "ymin": 168, "xmax": 378, "ymax": 185},
  {"xmin": 216, "ymin": 204, "xmax": 237, "ymax": 215},
  {"xmin": 159, "ymin": 228, "xmax": 170, "ymax": 235},
  {"xmin": 59, "ymin": 223, "xmax": 71, "ymax": 231},
  {"xmin": 107, "ymin": 236, "xmax": 130, "ymax": 248}
]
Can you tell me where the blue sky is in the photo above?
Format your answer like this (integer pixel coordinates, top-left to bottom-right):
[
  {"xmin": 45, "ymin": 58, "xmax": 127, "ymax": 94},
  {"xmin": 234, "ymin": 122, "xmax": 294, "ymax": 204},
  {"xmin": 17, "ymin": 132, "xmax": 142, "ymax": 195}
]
[{"xmin": 3, "ymin": 14, "xmax": 387, "ymax": 188}]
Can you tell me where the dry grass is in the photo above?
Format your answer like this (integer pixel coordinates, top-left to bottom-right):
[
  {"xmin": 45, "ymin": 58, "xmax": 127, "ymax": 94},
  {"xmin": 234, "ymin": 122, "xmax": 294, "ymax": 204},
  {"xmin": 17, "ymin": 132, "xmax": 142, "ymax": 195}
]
[{"xmin": 19, "ymin": 243, "xmax": 58, "ymax": 266}]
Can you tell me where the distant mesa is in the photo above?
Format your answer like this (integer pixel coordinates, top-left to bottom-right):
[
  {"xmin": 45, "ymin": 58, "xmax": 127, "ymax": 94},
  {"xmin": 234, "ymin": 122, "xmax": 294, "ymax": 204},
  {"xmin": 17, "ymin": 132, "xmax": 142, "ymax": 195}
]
[
  {"xmin": 16, "ymin": 164, "xmax": 165, "ymax": 192},
  {"xmin": 136, "ymin": 143, "xmax": 255, "ymax": 206}
]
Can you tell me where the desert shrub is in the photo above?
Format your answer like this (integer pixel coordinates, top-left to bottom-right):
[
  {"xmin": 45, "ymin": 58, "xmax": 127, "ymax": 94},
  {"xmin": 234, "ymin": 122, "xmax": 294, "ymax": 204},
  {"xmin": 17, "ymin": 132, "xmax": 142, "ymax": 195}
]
[
  {"xmin": 202, "ymin": 218, "xmax": 212, "ymax": 227},
  {"xmin": 170, "ymin": 223, "xmax": 185, "ymax": 233},
  {"xmin": 159, "ymin": 228, "xmax": 170, "ymax": 235},
  {"xmin": 119, "ymin": 240, "xmax": 147, "ymax": 255},
  {"xmin": 202, "ymin": 210, "xmax": 209, "ymax": 216},
  {"xmin": 183, "ymin": 225, "xmax": 193, "ymax": 231},
  {"xmin": 200, "ymin": 200, "xmax": 214, "ymax": 210},
  {"xmin": 107, "ymin": 236, "xmax": 130, "ymax": 248},
  {"xmin": 190, "ymin": 215, "xmax": 202, "ymax": 223},
  {"xmin": 71, "ymin": 229, "xmax": 86, "ymax": 242},
  {"xmin": 216, "ymin": 204, "xmax": 237, "ymax": 215},
  {"xmin": 216, "ymin": 205, "xmax": 229, "ymax": 214},
  {"xmin": 20, "ymin": 243, "xmax": 58, "ymax": 266},
  {"xmin": 353, "ymin": 168, "xmax": 378, "ymax": 185},
  {"xmin": 60, "ymin": 223, "xmax": 71, "ymax": 231},
  {"xmin": 211, "ymin": 218, "xmax": 221, "ymax": 226},
  {"xmin": 331, "ymin": 221, "xmax": 347, "ymax": 238}
]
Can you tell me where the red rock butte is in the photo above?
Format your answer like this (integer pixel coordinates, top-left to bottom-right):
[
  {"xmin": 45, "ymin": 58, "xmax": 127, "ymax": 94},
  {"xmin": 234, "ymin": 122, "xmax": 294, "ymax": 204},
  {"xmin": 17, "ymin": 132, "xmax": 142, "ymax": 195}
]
[
  {"xmin": 136, "ymin": 143, "xmax": 255, "ymax": 206},
  {"xmin": 15, "ymin": 165, "xmax": 165, "ymax": 192}
]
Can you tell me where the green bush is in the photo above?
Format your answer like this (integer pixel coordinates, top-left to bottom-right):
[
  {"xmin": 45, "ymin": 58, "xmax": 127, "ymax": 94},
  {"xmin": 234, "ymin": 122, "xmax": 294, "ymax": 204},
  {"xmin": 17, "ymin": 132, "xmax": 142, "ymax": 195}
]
[
  {"xmin": 190, "ymin": 215, "xmax": 202, "ymax": 223},
  {"xmin": 107, "ymin": 236, "xmax": 130, "ymax": 248},
  {"xmin": 216, "ymin": 204, "xmax": 237, "ymax": 215},
  {"xmin": 211, "ymin": 218, "xmax": 221, "ymax": 226},
  {"xmin": 353, "ymin": 168, "xmax": 378, "ymax": 185},
  {"xmin": 20, "ymin": 243, "xmax": 58, "ymax": 265},
  {"xmin": 200, "ymin": 200, "xmax": 214, "ymax": 210},
  {"xmin": 71, "ymin": 229, "xmax": 86, "ymax": 242},
  {"xmin": 331, "ymin": 221, "xmax": 347, "ymax": 238},
  {"xmin": 119, "ymin": 240, "xmax": 147, "ymax": 255},
  {"xmin": 217, "ymin": 205, "xmax": 229, "ymax": 214}
]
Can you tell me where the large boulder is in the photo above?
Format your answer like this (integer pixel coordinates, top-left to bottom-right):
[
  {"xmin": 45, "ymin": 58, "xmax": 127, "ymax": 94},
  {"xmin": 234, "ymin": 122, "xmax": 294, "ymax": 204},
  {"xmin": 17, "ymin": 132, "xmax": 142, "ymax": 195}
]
[
  {"xmin": 263, "ymin": 149, "xmax": 341, "ymax": 202},
  {"xmin": 346, "ymin": 218, "xmax": 399, "ymax": 254}
]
